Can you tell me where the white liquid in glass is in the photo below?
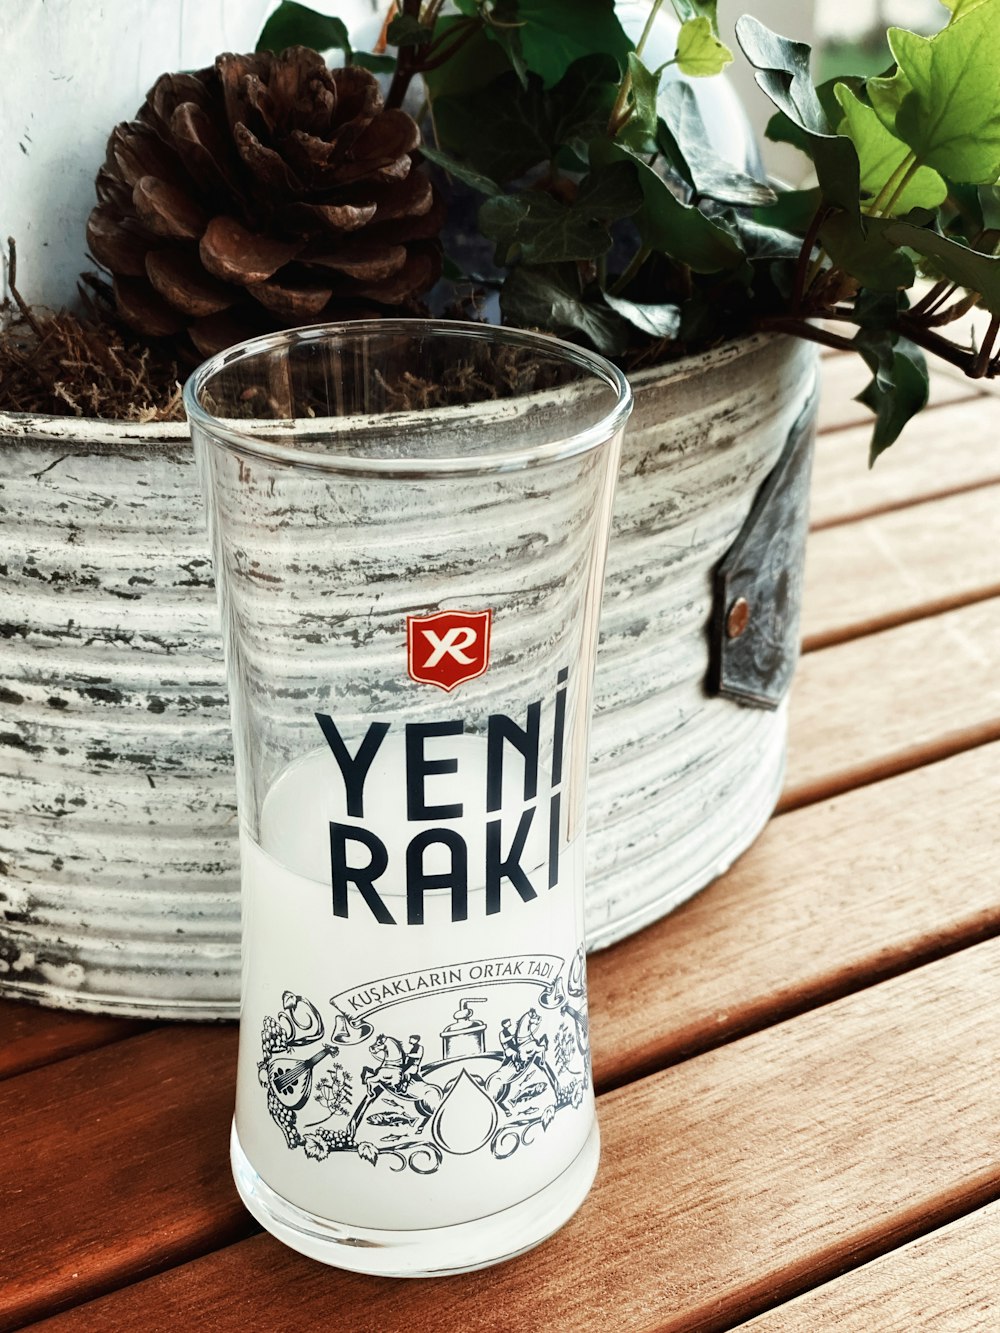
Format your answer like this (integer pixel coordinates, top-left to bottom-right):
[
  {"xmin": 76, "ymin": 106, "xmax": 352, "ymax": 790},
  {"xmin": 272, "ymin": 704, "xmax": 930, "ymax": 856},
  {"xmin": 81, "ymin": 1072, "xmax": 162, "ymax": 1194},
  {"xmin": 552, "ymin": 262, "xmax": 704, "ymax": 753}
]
[{"xmin": 232, "ymin": 736, "xmax": 596, "ymax": 1267}]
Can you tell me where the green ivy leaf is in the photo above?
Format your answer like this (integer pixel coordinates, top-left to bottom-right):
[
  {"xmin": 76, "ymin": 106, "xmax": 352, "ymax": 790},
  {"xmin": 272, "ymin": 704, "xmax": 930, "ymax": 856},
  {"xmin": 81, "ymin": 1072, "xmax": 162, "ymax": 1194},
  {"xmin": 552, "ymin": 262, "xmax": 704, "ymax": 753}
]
[
  {"xmin": 603, "ymin": 292, "xmax": 681, "ymax": 338},
  {"xmin": 424, "ymin": 19, "xmax": 510, "ymax": 99},
  {"xmin": 480, "ymin": 195, "xmax": 609, "ymax": 265},
  {"xmin": 658, "ymin": 85, "xmax": 777, "ymax": 206},
  {"xmin": 854, "ymin": 331, "xmax": 929, "ymax": 461},
  {"xmin": 256, "ymin": 1, "xmax": 351, "ymax": 57},
  {"xmin": 735, "ymin": 17, "xmax": 860, "ymax": 215},
  {"xmin": 419, "ymin": 145, "xmax": 502, "ymax": 197},
  {"xmin": 834, "ymin": 83, "xmax": 947, "ymax": 215},
  {"xmin": 576, "ymin": 160, "xmax": 646, "ymax": 220},
  {"xmin": 674, "ymin": 17, "xmax": 733, "ymax": 78},
  {"xmin": 386, "ymin": 14, "xmax": 434, "ymax": 47},
  {"xmin": 500, "ymin": 264, "xmax": 629, "ymax": 354},
  {"xmin": 441, "ymin": 256, "xmax": 467, "ymax": 282},
  {"xmin": 731, "ymin": 216, "xmax": 804, "ymax": 261},
  {"xmin": 764, "ymin": 76, "xmax": 863, "ymax": 155},
  {"xmin": 480, "ymin": 162, "xmax": 642, "ymax": 265},
  {"xmin": 433, "ymin": 56, "xmax": 619, "ymax": 185},
  {"xmin": 756, "ymin": 187, "xmax": 823, "ymax": 235},
  {"xmin": 852, "ymin": 288, "xmax": 909, "ymax": 329},
  {"xmin": 979, "ymin": 185, "xmax": 1000, "ymax": 231},
  {"xmin": 591, "ymin": 139, "xmax": 746, "ymax": 273},
  {"xmin": 819, "ymin": 213, "xmax": 915, "ymax": 291},
  {"xmin": 939, "ymin": 0, "xmax": 991, "ymax": 17},
  {"xmin": 486, "ymin": 0, "xmax": 633, "ymax": 90},
  {"xmin": 869, "ymin": 5, "xmax": 1000, "ymax": 185},
  {"xmin": 353, "ymin": 52, "xmax": 396, "ymax": 73},
  {"xmin": 884, "ymin": 222, "xmax": 1000, "ymax": 314},
  {"xmin": 617, "ymin": 53, "xmax": 661, "ymax": 150}
]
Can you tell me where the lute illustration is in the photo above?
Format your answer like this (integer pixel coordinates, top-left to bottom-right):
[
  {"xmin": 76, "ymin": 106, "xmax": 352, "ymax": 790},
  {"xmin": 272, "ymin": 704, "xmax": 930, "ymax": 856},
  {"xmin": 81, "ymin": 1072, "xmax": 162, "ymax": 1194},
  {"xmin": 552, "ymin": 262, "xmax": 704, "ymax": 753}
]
[{"xmin": 267, "ymin": 1044, "xmax": 339, "ymax": 1110}]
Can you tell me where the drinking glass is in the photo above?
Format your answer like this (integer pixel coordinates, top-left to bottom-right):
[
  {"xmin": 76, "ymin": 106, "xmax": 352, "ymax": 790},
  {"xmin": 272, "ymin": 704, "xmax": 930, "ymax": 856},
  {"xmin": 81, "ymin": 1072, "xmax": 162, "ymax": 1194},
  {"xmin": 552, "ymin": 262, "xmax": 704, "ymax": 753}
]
[{"xmin": 185, "ymin": 319, "xmax": 632, "ymax": 1276}]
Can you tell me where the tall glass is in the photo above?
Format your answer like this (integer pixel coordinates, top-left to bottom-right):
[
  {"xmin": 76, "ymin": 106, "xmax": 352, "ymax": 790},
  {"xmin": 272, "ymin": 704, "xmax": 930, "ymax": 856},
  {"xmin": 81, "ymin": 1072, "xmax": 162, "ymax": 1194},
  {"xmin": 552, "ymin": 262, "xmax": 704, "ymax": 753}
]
[{"xmin": 185, "ymin": 320, "xmax": 632, "ymax": 1276}]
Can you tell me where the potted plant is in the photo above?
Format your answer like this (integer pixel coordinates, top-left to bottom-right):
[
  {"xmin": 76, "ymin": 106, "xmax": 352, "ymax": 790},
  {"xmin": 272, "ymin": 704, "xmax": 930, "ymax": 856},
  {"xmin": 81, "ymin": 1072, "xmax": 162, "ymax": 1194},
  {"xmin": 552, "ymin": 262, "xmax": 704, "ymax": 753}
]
[{"xmin": 2, "ymin": 0, "xmax": 997, "ymax": 1015}]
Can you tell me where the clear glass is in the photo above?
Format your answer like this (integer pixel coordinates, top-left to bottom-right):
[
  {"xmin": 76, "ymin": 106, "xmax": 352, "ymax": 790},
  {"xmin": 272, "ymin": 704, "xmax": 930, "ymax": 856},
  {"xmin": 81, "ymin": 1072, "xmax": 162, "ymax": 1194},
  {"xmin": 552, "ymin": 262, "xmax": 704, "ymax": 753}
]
[{"xmin": 185, "ymin": 320, "xmax": 632, "ymax": 1277}]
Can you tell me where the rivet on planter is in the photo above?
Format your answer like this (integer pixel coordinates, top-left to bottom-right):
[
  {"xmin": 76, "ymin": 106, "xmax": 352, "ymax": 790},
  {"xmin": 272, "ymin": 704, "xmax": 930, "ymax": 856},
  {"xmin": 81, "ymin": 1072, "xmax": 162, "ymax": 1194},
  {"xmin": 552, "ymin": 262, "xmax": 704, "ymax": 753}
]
[{"xmin": 726, "ymin": 596, "xmax": 751, "ymax": 639}]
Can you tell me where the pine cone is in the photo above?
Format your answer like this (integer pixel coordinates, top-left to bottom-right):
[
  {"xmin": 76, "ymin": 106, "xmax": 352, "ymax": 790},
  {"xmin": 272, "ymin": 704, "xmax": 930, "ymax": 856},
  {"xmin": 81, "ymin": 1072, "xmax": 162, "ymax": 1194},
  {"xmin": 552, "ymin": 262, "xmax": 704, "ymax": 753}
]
[{"xmin": 87, "ymin": 48, "xmax": 444, "ymax": 357}]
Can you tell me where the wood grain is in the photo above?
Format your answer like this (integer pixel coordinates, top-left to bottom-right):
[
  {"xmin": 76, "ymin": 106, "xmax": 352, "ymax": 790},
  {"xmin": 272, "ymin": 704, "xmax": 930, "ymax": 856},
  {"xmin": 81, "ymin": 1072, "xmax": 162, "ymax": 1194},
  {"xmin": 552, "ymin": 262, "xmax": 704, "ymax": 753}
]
[
  {"xmin": 742, "ymin": 1200, "xmax": 1000, "ymax": 1330},
  {"xmin": 590, "ymin": 739, "xmax": 1000, "ymax": 1089},
  {"xmin": 0, "ymin": 1002, "xmax": 144, "ymax": 1081},
  {"xmin": 24, "ymin": 939, "xmax": 1000, "ymax": 1332},
  {"xmin": 810, "ymin": 397, "xmax": 1000, "ymax": 530},
  {"xmin": 7, "ymin": 741, "xmax": 1000, "ymax": 1328},
  {"xmin": 785, "ymin": 598, "xmax": 1000, "ymax": 810},
  {"xmin": 0, "ymin": 1027, "xmax": 250, "ymax": 1332},
  {"xmin": 816, "ymin": 355, "xmax": 975, "ymax": 434},
  {"xmin": 801, "ymin": 483, "xmax": 1000, "ymax": 647}
]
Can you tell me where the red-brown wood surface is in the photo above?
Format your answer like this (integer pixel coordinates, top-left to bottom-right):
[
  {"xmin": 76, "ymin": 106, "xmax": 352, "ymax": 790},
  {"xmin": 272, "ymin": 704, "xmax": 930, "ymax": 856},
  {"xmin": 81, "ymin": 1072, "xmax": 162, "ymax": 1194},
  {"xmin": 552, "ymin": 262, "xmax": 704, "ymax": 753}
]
[
  {"xmin": 3, "ymin": 356, "xmax": 998, "ymax": 1330},
  {"xmin": 23, "ymin": 942, "xmax": 1000, "ymax": 1333},
  {"xmin": 0, "ymin": 1028, "xmax": 248, "ymax": 1332},
  {"xmin": 0, "ymin": 1001, "xmax": 144, "ymax": 1081}
]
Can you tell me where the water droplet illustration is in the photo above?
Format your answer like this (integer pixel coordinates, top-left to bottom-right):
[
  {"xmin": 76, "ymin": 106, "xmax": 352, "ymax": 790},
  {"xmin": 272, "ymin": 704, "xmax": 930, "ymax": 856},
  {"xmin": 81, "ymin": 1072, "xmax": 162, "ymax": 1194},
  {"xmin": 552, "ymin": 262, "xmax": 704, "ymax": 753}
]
[{"xmin": 430, "ymin": 1068, "xmax": 499, "ymax": 1155}]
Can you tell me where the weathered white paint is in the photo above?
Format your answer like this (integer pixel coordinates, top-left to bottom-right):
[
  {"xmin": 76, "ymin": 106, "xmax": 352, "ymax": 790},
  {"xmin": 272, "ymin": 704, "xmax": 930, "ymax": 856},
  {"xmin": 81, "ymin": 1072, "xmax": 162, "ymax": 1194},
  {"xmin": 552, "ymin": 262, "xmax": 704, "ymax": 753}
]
[
  {"xmin": 0, "ymin": 0, "xmax": 274, "ymax": 308},
  {"xmin": 0, "ymin": 334, "xmax": 818, "ymax": 1016}
]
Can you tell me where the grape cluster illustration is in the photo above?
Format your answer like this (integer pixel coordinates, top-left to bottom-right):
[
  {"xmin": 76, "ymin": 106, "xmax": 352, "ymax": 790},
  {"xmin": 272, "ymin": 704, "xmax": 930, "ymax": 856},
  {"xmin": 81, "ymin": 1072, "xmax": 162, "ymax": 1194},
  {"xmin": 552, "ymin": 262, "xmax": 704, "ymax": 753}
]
[
  {"xmin": 260, "ymin": 1013, "xmax": 289, "ymax": 1060},
  {"xmin": 266, "ymin": 1091, "xmax": 303, "ymax": 1149}
]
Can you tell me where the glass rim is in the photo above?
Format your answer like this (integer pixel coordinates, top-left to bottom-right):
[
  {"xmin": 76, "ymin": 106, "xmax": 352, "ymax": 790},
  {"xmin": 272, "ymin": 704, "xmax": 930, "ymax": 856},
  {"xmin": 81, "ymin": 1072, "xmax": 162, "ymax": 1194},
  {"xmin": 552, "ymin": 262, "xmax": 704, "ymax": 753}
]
[{"xmin": 182, "ymin": 318, "xmax": 633, "ymax": 478}]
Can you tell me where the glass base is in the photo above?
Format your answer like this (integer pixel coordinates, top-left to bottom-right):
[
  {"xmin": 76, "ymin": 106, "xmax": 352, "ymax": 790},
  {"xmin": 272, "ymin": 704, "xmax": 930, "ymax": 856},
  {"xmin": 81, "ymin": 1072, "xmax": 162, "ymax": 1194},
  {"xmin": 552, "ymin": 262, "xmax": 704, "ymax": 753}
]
[{"xmin": 230, "ymin": 1118, "xmax": 600, "ymax": 1277}]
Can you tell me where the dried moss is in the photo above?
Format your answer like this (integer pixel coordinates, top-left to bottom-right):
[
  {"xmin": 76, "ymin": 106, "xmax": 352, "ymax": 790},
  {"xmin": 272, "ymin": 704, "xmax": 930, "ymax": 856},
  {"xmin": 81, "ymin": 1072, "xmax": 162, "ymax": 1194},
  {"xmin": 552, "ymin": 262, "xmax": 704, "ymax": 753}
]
[{"xmin": 0, "ymin": 244, "xmax": 186, "ymax": 423}]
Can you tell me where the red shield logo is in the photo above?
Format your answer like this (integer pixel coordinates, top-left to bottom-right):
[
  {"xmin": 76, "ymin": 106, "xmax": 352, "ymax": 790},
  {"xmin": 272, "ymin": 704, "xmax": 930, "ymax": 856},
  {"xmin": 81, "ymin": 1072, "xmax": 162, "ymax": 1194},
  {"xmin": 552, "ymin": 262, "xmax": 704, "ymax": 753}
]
[{"xmin": 407, "ymin": 609, "xmax": 492, "ymax": 692}]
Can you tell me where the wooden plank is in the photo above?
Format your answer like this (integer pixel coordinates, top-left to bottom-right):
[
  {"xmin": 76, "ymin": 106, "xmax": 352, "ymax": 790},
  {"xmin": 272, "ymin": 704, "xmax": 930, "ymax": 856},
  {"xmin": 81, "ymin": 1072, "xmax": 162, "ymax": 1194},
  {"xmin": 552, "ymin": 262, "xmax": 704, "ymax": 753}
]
[
  {"xmin": 0, "ymin": 1001, "xmax": 145, "ymax": 1081},
  {"xmin": 8, "ymin": 740, "xmax": 1000, "ymax": 1328},
  {"xmin": 817, "ymin": 354, "xmax": 975, "ymax": 434},
  {"xmin": 784, "ymin": 598, "xmax": 1000, "ymax": 810},
  {"xmin": 810, "ymin": 397, "xmax": 1000, "ymax": 530},
  {"xmin": 24, "ymin": 938, "xmax": 1000, "ymax": 1332},
  {"xmin": 742, "ymin": 1199, "xmax": 1000, "ymax": 1330},
  {"xmin": 0, "ymin": 1027, "xmax": 250, "ymax": 1333},
  {"xmin": 592, "ymin": 739, "xmax": 1000, "ymax": 1089},
  {"xmin": 801, "ymin": 483, "xmax": 1000, "ymax": 648}
]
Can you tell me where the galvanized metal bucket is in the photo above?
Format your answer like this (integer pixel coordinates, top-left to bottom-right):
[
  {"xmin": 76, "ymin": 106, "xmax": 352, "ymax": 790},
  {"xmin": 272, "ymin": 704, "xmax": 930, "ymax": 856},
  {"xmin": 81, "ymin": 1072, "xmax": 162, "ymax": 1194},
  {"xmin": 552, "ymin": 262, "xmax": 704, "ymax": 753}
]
[{"xmin": 0, "ymin": 333, "xmax": 818, "ymax": 1016}]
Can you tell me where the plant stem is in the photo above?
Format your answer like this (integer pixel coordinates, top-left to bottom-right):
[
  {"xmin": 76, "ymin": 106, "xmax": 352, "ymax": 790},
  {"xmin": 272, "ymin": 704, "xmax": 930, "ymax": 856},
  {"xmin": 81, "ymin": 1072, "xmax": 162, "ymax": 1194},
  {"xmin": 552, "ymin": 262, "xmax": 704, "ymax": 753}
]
[
  {"xmin": 897, "ymin": 314, "xmax": 997, "ymax": 376},
  {"xmin": 973, "ymin": 314, "xmax": 1000, "ymax": 377},
  {"xmin": 607, "ymin": 0, "xmax": 665, "ymax": 137},
  {"xmin": 879, "ymin": 158, "xmax": 922, "ymax": 219},
  {"xmin": 385, "ymin": 12, "xmax": 477, "ymax": 107},
  {"xmin": 867, "ymin": 151, "xmax": 915, "ymax": 217},
  {"xmin": 802, "ymin": 247, "xmax": 829, "ymax": 301},
  {"xmin": 908, "ymin": 279, "xmax": 952, "ymax": 319},
  {"xmin": 924, "ymin": 292, "xmax": 979, "ymax": 327},
  {"xmin": 793, "ymin": 205, "xmax": 831, "ymax": 313},
  {"xmin": 5, "ymin": 237, "xmax": 43, "ymax": 338},
  {"xmin": 752, "ymin": 315, "xmax": 858, "ymax": 353}
]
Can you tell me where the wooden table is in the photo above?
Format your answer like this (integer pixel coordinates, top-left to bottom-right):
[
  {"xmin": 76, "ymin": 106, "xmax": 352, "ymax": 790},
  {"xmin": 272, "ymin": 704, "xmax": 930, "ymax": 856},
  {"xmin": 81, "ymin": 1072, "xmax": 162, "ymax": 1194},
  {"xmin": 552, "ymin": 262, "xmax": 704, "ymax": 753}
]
[{"xmin": 3, "ymin": 349, "xmax": 1000, "ymax": 1331}]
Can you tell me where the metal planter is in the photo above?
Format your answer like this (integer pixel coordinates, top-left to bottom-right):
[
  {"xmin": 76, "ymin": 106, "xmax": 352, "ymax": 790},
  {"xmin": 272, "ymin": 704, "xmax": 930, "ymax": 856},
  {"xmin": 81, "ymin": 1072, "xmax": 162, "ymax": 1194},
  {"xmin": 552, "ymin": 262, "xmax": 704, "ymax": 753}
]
[{"xmin": 0, "ymin": 333, "xmax": 818, "ymax": 1016}]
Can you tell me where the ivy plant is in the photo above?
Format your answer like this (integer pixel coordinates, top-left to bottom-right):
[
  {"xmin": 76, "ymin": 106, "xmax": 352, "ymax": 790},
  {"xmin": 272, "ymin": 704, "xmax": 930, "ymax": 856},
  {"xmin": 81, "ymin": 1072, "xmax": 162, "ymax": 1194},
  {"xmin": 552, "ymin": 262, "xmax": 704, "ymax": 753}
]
[{"xmin": 258, "ymin": 0, "xmax": 1000, "ymax": 461}]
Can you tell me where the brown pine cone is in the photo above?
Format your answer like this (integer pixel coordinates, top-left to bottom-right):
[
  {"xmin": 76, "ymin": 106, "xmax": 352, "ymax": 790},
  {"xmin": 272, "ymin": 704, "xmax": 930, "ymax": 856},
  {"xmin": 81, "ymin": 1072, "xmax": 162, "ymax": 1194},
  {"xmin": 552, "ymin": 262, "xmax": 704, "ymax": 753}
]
[{"xmin": 87, "ymin": 48, "xmax": 444, "ymax": 357}]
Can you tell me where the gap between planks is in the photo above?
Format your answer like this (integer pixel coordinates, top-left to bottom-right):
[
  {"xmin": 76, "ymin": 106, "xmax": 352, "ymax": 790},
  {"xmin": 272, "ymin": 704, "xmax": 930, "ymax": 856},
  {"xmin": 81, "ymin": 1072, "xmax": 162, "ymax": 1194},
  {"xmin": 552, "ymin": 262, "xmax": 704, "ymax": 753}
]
[
  {"xmin": 737, "ymin": 1196, "xmax": 1000, "ymax": 1331},
  {"xmin": 21, "ymin": 937, "xmax": 1000, "ymax": 1333},
  {"xmin": 0, "ymin": 1003, "xmax": 150, "ymax": 1082},
  {"xmin": 810, "ymin": 396, "xmax": 1000, "ymax": 533},
  {"xmin": 784, "ymin": 596, "xmax": 1000, "ymax": 813},
  {"xmin": 5, "ymin": 738, "xmax": 1000, "ymax": 1329},
  {"xmin": 800, "ymin": 482, "xmax": 1000, "ymax": 649}
]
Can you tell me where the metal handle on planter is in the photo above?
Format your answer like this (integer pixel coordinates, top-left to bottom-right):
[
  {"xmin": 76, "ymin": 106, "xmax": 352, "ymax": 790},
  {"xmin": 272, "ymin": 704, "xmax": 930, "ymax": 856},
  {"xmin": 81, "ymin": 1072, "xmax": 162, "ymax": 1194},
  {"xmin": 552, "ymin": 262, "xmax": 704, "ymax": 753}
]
[{"xmin": 707, "ymin": 392, "xmax": 819, "ymax": 710}]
